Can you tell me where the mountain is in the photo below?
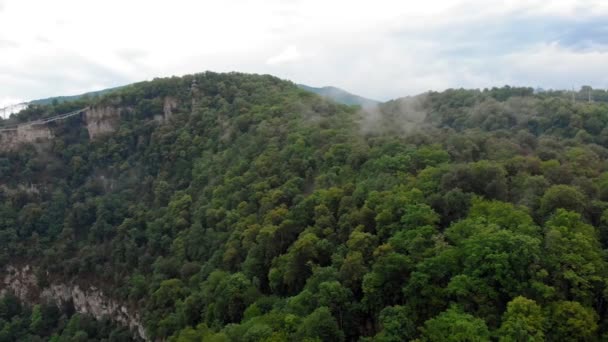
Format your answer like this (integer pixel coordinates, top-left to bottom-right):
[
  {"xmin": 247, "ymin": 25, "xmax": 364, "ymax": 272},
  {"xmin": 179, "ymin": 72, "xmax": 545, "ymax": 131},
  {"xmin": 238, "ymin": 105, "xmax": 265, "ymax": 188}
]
[
  {"xmin": 28, "ymin": 85, "xmax": 125, "ymax": 106},
  {"xmin": 297, "ymin": 84, "xmax": 379, "ymax": 107},
  {"xmin": 1, "ymin": 73, "xmax": 608, "ymax": 341},
  {"xmin": 27, "ymin": 83, "xmax": 376, "ymax": 110}
]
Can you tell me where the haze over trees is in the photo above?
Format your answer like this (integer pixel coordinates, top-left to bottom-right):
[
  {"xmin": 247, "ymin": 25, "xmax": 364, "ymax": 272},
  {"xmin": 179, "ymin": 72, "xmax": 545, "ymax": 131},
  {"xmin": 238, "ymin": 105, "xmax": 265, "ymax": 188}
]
[{"xmin": 1, "ymin": 72, "xmax": 608, "ymax": 340}]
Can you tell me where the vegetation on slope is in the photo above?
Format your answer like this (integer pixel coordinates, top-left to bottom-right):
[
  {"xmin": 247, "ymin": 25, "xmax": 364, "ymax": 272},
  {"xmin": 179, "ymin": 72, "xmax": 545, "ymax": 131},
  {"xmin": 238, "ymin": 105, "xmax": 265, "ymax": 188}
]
[
  {"xmin": 1, "ymin": 73, "xmax": 608, "ymax": 340},
  {"xmin": 0, "ymin": 294, "xmax": 132, "ymax": 341}
]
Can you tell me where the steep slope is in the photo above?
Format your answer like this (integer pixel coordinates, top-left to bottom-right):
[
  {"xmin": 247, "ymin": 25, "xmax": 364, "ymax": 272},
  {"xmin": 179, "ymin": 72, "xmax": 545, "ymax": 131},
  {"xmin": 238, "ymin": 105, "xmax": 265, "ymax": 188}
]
[
  {"xmin": 0, "ymin": 292, "xmax": 135, "ymax": 341},
  {"xmin": 1, "ymin": 75, "xmax": 608, "ymax": 341}
]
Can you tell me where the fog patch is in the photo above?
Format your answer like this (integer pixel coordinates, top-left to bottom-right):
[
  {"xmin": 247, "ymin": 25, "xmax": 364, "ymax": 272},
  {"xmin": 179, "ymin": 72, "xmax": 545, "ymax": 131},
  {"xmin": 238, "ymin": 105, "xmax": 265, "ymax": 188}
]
[{"xmin": 359, "ymin": 93, "xmax": 428, "ymax": 135}]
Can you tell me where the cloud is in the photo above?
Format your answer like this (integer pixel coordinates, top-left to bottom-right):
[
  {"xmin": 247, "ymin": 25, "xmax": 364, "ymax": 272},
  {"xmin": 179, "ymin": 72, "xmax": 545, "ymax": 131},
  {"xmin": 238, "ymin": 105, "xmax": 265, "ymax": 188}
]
[
  {"xmin": 502, "ymin": 42, "xmax": 608, "ymax": 87},
  {"xmin": 556, "ymin": 18, "xmax": 608, "ymax": 50},
  {"xmin": 1, "ymin": 0, "xmax": 608, "ymax": 103},
  {"xmin": 266, "ymin": 46, "xmax": 302, "ymax": 65},
  {"xmin": 0, "ymin": 97, "xmax": 23, "ymax": 108},
  {"xmin": 0, "ymin": 39, "xmax": 17, "ymax": 48}
]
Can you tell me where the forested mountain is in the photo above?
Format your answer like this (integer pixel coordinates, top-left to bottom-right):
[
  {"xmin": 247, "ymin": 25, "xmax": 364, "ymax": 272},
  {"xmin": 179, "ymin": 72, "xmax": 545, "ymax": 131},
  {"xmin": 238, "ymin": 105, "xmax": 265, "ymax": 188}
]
[
  {"xmin": 1, "ymin": 73, "xmax": 608, "ymax": 341},
  {"xmin": 297, "ymin": 84, "xmax": 379, "ymax": 107},
  {"xmin": 27, "ymin": 86, "xmax": 125, "ymax": 106},
  {"xmin": 25, "ymin": 82, "xmax": 372, "ymax": 109}
]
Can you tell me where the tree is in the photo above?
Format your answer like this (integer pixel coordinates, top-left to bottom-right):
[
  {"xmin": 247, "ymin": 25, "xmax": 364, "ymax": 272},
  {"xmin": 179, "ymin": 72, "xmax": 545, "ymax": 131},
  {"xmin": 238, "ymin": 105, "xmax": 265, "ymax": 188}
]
[
  {"xmin": 419, "ymin": 307, "xmax": 490, "ymax": 342},
  {"xmin": 317, "ymin": 281, "xmax": 352, "ymax": 329},
  {"xmin": 441, "ymin": 161, "xmax": 508, "ymax": 200},
  {"xmin": 29, "ymin": 305, "xmax": 44, "ymax": 336},
  {"xmin": 467, "ymin": 199, "xmax": 540, "ymax": 237},
  {"xmin": 547, "ymin": 301, "xmax": 598, "ymax": 341},
  {"xmin": 539, "ymin": 185, "xmax": 586, "ymax": 217},
  {"xmin": 295, "ymin": 307, "xmax": 344, "ymax": 342},
  {"xmin": 543, "ymin": 210, "xmax": 606, "ymax": 304},
  {"xmin": 459, "ymin": 230, "xmax": 541, "ymax": 298},
  {"xmin": 339, "ymin": 251, "xmax": 368, "ymax": 292},
  {"xmin": 271, "ymin": 232, "xmax": 321, "ymax": 294},
  {"xmin": 375, "ymin": 305, "xmax": 416, "ymax": 342},
  {"xmin": 362, "ymin": 252, "xmax": 411, "ymax": 313},
  {"xmin": 497, "ymin": 296, "xmax": 545, "ymax": 342}
]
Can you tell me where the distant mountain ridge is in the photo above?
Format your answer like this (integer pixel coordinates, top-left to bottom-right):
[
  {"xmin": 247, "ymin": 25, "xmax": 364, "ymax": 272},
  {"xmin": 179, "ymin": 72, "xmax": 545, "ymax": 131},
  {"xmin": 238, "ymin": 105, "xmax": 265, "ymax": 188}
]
[
  {"xmin": 0, "ymin": 87, "xmax": 124, "ymax": 118},
  {"xmin": 297, "ymin": 84, "xmax": 379, "ymax": 107},
  {"xmin": 28, "ymin": 86, "xmax": 125, "ymax": 106},
  {"xmin": 27, "ymin": 83, "xmax": 377, "ymax": 108}
]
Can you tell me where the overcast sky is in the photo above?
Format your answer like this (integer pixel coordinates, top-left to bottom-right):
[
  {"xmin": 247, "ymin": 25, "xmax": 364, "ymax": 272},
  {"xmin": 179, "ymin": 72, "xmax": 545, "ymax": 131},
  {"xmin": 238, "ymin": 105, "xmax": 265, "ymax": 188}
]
[{"xmin": 2, "ymin": 0, "xmax": 608, "ymax": 106}]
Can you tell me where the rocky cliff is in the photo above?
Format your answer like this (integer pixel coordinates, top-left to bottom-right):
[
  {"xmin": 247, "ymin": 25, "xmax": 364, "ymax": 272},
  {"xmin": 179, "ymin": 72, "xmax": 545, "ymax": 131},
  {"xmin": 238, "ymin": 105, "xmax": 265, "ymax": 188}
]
[
  {"xmin": 163, "ymin": 97, "xmax": 178, "ymax": 120},
  {"xmin": 0, "ymin": 98, "xmax": 178, "ymax": 151},
  {"xmin": 0, "ymin": 265, "xmax": 147, "ymax": 341},
  {"xmin": 83, "ymin": 106, "xmax": 122, "ymax": 139},
  {"xmin": 0, "ymin": 124, "xmax": 53, "ymax": 150}
]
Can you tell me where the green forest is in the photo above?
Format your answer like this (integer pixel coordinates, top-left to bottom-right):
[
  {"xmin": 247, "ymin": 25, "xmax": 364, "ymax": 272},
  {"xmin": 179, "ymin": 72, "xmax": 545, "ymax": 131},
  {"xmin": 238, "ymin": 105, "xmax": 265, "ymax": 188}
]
[{"xmin": 1, "ymin": 72, "xmax": 608, "ymax": 341}]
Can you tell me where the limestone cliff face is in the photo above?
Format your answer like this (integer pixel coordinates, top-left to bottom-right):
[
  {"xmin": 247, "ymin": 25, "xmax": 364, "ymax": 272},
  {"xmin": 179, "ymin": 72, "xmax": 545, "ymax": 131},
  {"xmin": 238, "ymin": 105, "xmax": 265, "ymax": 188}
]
[
  {"xmin": 0, "ymin": 265, "xmax": 146, "ymax": 341},
  {"xmin": 163, "ymin": 97, "xmax": 178, "ymax": 119},
  {"xmin": 0, "ymin": 124, "xmax": 53, "ymax": 150},
  {"xmin": 154, "ymin": 97, "xmax": 179, "ymax": 122},
  {"xmin": 84, "ymin": 106, "xmax": 122, "ymax": 139},
  {"xmin": 1, "ymin": 100, "xmax": 175, "ymax": 148}
]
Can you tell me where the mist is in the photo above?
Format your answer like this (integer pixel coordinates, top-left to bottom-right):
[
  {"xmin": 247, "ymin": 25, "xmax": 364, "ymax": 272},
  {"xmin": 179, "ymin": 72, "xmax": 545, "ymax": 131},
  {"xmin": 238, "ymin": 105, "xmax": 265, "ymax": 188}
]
[{"xmin": 359, "ymin": 93, "xmax": 429, "ymax": 135}]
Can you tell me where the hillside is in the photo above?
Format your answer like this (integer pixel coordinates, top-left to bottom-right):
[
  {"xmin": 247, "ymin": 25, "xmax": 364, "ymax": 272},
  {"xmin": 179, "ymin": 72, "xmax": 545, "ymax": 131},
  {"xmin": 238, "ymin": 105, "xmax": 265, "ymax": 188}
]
[
  {"xmin": 1, "ymin": 73, "xmax": 608, "ymax": 341},
  {"xmin": 28, "ymin": 86, "xmax": 125, "ymax": 106},
  {"xmin": 23, "ymin": 83, "xmax": 373, "ymax": 110},
  {"xmin": 297, "ymin": 84, "xmax": 379, "ymax": 107}
]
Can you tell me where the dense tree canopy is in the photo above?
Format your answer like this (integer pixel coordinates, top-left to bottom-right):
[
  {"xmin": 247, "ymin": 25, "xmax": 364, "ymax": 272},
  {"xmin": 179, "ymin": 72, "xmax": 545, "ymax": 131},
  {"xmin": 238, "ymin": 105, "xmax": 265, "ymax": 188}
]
[{"xmin": 1, "ymin": 73, "xmax": 608, "ymax": 340}]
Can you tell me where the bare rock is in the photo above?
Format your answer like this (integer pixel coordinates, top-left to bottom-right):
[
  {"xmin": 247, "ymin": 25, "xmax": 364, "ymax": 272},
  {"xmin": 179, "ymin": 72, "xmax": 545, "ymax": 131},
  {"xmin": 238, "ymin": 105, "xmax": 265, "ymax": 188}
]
[
  {"xmin": 84, "ymin": 106, "xmax": 121, "ymax": 139},
  {"xmin": 163, "ymin": 97, "xmax": 178, "ymax": 119},
  {"xmin": 0, "ymin": 265, "xmax": 147, "ymax": 341},
  {"xmin": 0, "ymin": 125, "xmax": 53, "ymax": 151}
]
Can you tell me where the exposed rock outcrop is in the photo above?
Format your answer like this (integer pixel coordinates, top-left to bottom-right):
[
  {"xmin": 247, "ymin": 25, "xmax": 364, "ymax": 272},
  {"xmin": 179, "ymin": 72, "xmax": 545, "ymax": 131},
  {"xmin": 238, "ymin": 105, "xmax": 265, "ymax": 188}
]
[
  {"xmin": 0, "ymin": 124, "xmax": 53, "ymax": 151},
  {"xmin": 190, "ymin": 79, "xmax": 199, "ymax": 113},
  {"xmin": 163, "ymin": 97, "xmax": 178, "ymax": 119},
  {"xmin": 84, "ymin": 106, "xmax": 122, "ymax": 139},
  {"xmin": 0, "ymin": 265, "xmax": 146, "ymax": 341},
  {"xmin": 0, "ymin": 183, "xmax": 40, "ymax": 196},
  {"xmin": 1, "ymin": 100, "xmax": 175, "ymax": 148},
  {"xmin": 154, "ymin": 97, "xmax": 179, "ymax": 122}
]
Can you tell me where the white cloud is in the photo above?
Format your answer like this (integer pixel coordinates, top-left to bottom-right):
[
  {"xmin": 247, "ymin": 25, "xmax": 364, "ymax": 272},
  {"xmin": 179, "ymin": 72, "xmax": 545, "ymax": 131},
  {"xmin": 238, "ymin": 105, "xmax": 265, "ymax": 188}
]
[
  {"xmin": 502, "ymin": 42, "xmax": 608, "ymax": 87},
  {"xmin": 0, "ymin": 98, "xmax": 27, "ymax": 118},
  {"xmin": 266, "ymin": 46, "xmax": 301, "ymax": 65},
  {"xmin": 0, "ymin": 97, "xmax": 23, "ymax": 108},
  {"xmin": 1, "ymin": 0, "xmax": 608, "ymax": 102}
]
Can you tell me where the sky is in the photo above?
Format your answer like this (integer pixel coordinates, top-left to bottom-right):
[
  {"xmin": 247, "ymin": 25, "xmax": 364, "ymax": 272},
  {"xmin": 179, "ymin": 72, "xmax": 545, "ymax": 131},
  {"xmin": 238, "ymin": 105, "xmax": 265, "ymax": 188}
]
[{"xmin": 2, "ymin": 0, "xmax": 608, "ymax": 107}]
